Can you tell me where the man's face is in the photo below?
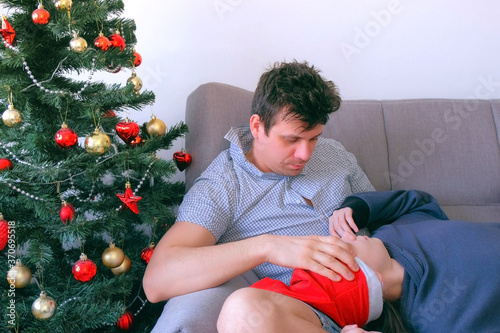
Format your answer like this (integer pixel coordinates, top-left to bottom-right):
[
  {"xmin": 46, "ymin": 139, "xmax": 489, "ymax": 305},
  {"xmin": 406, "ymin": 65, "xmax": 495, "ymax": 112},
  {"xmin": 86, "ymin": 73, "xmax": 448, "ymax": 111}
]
[{"xmin": 250, "ymin": 114, "xmax": 323, "ymax": 176}]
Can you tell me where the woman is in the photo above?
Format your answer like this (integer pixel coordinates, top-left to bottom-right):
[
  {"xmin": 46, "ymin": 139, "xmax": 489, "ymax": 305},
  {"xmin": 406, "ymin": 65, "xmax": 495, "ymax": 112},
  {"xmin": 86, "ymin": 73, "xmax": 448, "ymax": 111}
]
[{"xmin": 253, "ymin": 190, "xmax": 500, "ymax": 332}]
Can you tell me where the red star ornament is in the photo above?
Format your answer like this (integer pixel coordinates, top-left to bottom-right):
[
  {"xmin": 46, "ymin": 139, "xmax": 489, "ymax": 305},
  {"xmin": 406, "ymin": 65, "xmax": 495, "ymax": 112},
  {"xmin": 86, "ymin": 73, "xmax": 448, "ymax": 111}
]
[
  {"xmin": 1, "ymin": 15, "xmax": 15, "ymax": 45},
  {"xmin": 116, "ymin": 182, "xmax": 142, "ymax": 214}
]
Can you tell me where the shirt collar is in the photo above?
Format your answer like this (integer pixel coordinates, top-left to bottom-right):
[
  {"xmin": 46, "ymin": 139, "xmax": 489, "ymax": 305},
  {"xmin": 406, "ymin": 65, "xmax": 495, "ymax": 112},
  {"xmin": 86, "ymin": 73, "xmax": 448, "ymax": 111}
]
[
  {"xmin": 225, "ymin": 124, "xmax": 282, "ymax": 179},
  {"xmin": 224, "ymin": 124, "xmax": 252, "ymax": 154}
]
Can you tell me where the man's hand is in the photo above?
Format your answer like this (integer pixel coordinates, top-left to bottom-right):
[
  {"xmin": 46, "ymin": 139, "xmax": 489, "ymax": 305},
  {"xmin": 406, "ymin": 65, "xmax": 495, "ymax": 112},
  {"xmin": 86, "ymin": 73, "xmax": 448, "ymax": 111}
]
[
  {"xmin": 341, "ymin": 324, "xmax": 381, "ymax": 333},
  {"xmin": 264, "ymin": 234, "xmax": 359, "ymax": 282},
  {"xmin": 329, "ymin": 207, "xmax": 358, "ymax": 240}
]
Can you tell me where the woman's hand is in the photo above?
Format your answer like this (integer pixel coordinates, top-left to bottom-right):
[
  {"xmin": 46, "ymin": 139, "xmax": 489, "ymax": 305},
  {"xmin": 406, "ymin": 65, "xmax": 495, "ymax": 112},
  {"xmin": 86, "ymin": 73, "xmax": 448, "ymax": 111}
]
[{"xmin": 329, "ymin": 207, "xmax": 358, "ymax": 240}]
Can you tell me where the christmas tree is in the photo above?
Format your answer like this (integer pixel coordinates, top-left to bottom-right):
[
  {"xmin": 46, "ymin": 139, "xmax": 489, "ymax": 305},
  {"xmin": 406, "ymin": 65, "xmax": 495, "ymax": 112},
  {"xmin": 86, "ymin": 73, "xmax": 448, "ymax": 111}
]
[{"xmin": 0, "ymin": 0, "xmax": 188, "ymax": 332}]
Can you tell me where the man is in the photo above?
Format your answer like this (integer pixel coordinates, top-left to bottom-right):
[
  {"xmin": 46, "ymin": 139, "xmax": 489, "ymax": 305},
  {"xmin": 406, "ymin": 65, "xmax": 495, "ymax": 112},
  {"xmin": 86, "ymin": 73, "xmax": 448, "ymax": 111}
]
[{"xmin": 143, "ymin": 61, "xmax": 374, "ymax": 332}]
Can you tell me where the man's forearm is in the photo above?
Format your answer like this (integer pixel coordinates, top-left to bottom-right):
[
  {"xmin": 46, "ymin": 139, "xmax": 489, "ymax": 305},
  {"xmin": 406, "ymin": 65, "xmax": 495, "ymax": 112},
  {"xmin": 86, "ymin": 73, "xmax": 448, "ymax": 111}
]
[{"xmin": 143, "ymin": 234, "xmax": 270, "ymax": 302}]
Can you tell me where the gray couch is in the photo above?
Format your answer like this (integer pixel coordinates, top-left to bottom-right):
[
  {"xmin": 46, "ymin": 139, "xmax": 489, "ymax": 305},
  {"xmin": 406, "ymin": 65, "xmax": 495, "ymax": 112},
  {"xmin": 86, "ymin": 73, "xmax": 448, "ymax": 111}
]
[{"xmin": 151, "ymin": 82, "xmax": 500, "ymax": 332}]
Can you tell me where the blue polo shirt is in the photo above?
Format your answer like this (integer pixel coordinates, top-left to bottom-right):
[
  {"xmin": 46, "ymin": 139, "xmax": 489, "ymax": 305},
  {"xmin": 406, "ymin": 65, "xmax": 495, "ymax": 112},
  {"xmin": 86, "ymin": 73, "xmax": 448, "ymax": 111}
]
[{"xmin": 176, "ymin": 124, "xmax": 374, "ymax": 283}]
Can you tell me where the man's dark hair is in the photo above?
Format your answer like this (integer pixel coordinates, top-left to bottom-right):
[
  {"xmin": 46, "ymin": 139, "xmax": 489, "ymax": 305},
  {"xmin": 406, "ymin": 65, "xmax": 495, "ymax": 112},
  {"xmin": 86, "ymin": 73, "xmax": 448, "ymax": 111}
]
[{"xmin": 251, "ymin": 60, "xmax": 342, "ymax": 134}]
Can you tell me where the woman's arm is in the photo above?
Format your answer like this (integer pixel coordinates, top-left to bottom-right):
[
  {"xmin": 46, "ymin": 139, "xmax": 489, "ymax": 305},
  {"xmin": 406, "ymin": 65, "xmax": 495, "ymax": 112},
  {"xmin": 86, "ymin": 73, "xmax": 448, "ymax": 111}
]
[{"xmin": 330, "ymin": 190, "xmax": 447, "ymax": 238}]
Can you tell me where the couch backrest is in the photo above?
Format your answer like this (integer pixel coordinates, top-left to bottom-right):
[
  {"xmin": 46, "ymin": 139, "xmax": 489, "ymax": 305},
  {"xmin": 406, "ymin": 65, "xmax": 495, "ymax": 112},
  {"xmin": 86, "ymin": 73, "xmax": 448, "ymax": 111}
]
[{"xmin": 185, "ymin": 82, "xmax": 500, "ymax": 222}]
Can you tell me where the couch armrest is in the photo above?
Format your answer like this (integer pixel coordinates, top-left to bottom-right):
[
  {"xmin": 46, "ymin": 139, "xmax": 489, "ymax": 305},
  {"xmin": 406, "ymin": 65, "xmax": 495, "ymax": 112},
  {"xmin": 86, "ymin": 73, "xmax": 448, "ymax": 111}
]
[{"xmin": 151, "ymin": 271, "xmax": 259, "ymax": 333}]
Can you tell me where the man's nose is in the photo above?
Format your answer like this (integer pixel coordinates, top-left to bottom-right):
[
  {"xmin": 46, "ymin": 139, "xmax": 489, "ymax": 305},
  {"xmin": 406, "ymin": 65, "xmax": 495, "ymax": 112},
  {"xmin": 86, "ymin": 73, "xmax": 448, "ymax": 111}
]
[{"xmin": 294, "ymin": 141, "xmax": 314, "ymax": 161}]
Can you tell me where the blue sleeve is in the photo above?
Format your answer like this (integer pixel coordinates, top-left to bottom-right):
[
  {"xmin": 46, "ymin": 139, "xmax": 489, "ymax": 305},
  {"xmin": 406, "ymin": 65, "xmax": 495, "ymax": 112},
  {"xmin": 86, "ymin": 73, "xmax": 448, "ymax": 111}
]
[{"xmin": 340, "ymin": 190, "xmax": 448, "ymax": 232}]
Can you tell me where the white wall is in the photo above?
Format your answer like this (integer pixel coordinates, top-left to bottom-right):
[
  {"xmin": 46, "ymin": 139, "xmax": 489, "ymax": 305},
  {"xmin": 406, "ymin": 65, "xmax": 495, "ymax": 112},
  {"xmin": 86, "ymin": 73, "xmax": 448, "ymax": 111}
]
[
  {"xmin": 122, "ymin": 0, "xmax": 500, "ymax": 181},
  {"xmin": 4, "ymin": 1, "xmax": 500, "ymax": 181}
]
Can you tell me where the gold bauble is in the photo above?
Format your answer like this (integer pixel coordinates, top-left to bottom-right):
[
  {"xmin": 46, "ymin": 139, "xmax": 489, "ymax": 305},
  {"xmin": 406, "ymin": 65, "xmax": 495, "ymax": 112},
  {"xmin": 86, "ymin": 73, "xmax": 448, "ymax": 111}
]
[
  {"xmin": 69, "ymin": 34, "xmax": 87, "ymax": 53},
  {"xmin": 2, "ymin": 104, "xmax": 22, "ymax": 127},
  {"xmin": 127, "ymin": 72, "xmax": 143, "ymax": 92},
  {"xmin": 84, "ymin": 128, "xmax": 111, "ymax": 155},
  {"xmin": 31, "ymin": 291, "xmax": 56, "ymax": 320},
  {"xmin": 146, "ymin": 115, "xmax": 166, "ymax": 136},
  {"xmin": 7, "ymin": 259, "xmax": 32, "ymax": 288},
  {"xmin": 102, "ymin": 242, "xmax": 125, "ymax": 268},
  {"xmin": 55, "ymin": 0, "xmax": 72, "ymax": 10},
  {"xmin": 111, "ymin": 255, "xmax": 132, "ymax": 275}
]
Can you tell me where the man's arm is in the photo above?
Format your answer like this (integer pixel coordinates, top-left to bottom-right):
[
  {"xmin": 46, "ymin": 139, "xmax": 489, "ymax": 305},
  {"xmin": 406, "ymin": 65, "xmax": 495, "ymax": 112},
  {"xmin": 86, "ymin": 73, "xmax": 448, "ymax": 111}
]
[
  {"xmin": 143, "ymin": 221, "xmax": 360, "ymax": 303},
  {"xmin": 143, "ymin": 221, "xmax": 263, "ymax": 302}
]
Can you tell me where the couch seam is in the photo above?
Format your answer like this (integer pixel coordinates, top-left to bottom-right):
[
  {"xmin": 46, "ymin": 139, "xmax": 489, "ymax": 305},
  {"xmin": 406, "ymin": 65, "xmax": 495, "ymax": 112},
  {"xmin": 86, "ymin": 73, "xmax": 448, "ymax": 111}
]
[
  {"xmin": 489, "ymin": 101, "xmax": 500, "ymax": 149},
  {"xmin": 380, "ymin": 101, "xmax": 392, "ymax": 190}
]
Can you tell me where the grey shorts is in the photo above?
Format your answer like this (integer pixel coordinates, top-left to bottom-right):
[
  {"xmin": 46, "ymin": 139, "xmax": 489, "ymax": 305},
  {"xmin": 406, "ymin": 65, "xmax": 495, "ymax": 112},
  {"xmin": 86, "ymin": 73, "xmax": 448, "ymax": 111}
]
[{"xmin": 305, "ymin": 303, "xmax": 343, "ymax": 333}]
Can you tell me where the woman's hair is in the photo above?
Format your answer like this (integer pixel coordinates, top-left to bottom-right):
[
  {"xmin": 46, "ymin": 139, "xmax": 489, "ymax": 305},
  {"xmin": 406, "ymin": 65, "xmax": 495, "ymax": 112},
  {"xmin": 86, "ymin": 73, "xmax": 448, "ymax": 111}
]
[
  {"xmin": 364, "ymin": 300, "xmax": 412, "ymax": 333},
  {"xmin": 251, "ymin": 60, "xmax": 342, "ymax": 134}
]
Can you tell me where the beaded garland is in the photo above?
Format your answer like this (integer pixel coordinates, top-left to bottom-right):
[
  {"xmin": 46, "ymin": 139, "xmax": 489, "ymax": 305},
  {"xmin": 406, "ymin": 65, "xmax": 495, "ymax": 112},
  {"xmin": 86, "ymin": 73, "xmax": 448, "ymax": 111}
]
[
  {"xmin": 0, "ymin": 140, "xmax": 156, "ymax": 205},
  {"xmin": 3, "ymin": 36, "xmax": 97, "ymax": 97},
  {"xmin": 58, "ymin": 292, "xmax": 148, "ymax": 327},
  {"xmin": 22, "ymin": 57, "xmax": 97, "ymax": 97},
  {"xmin": 3, "ymin": 23, "xmax": 129, "ymax": 96},
  {"xmin": 0, "ymin": 141, "xmax": 60, "ymax": 170}
]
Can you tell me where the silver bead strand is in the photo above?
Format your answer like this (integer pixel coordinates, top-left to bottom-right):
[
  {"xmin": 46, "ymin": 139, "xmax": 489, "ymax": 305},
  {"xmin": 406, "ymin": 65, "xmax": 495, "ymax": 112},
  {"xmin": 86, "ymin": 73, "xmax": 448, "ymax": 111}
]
[
  {"xmin": 7, "ymin": 183, "xmax": 44, "ymax": 201},
  {"xmin": 0, "ymin": 142, "xmax": 60, "ymax": 170},
  {"xmin": 133, "ymin": 160, "xmax": 155, "ymax": 193},
  {"xmin": 22, "ymin": 57, "xmax": 97, "ymax": 96},
  {"xmin": 68, "ymin": 172, "xmax": 96, "ymax": 203}
]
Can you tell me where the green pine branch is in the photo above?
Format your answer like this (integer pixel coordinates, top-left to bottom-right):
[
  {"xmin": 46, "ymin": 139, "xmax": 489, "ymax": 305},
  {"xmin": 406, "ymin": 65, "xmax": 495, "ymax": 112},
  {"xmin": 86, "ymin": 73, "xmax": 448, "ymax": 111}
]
[{"xmin": 1, "ymin": 0, "xmax": 187, "ymax": 331}]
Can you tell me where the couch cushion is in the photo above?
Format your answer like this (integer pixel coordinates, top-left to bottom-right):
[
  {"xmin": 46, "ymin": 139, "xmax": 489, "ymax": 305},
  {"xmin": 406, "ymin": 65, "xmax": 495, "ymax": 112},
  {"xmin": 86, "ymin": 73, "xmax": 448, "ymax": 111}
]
[
  {"xmin": 185, "ymin": 82, "xmax": 253, "ymax": 191},
  {"xmin": 381, "ymin": 99, "xmax": 500, "ymax": 221},
  {"xmin": 325, "ymin": 101, "xmax": 389, "ymax": 191}
]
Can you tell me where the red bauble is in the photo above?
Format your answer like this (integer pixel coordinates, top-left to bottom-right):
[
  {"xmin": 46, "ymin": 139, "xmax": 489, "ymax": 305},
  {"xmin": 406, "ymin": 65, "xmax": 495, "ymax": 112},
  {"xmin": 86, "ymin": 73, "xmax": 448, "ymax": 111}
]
[
  {"xmin": 0, "ymin": 214, "xmax": 9, "ymax": 251},
  {"xmin": 108, "ymin": 32, "xmax": 125, "ymax": 51},
  {"xmin": 55, "ymin": 123, "xmax": 78, "ymax": 148},
  {"xmin": 32, "ymin": 5, "xmax": 50, "ymax": 25},
  {"xmin": 133, "ymin": 51, "xmax": 142, "ymax": 67},
  {"xmin": 173, "ymin": 149, "xmax": 192, "ymax": 171},
  {"xmin": 94, "ymin": 33, "xmax": 111, "ymax": 51},
  {"xmin": 72, "ymin": 253, "xmax": 97, "ymax": 282},
  {"xmin": 0, "ymin": 158, "xmax": 13, "ymax": 171},
  {"xmin": 1, "ymin": 15, "xmax": 16, "ymax": 45},
  {"xmin": 117, "ymin": 311, "xmax": 134, "ymax": 330},
  {"xmin": 60, "ymin": 201, "xmax": 76, "ymax": 223},
  {"xmin": 116, "ymin": 119, "xmax": 140, "ymax": 144},
  {"xmin": 140, "ymin": 243, "xmax": 155, "ymax": 264}
]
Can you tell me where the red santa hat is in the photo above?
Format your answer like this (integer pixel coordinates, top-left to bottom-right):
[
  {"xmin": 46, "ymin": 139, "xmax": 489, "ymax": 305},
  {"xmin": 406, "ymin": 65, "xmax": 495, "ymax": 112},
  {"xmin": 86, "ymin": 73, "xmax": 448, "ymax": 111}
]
[{"xmin": 251, "ymin": 257, "xmax": 383, "ymax": 327}]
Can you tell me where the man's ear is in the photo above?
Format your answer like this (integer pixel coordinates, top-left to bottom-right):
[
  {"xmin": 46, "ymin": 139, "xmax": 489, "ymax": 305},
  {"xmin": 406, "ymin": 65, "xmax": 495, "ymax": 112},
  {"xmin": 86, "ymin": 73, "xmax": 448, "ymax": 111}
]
[{"xmin": 249, "ymin": 114, "xmax": 262, "ymax": 139}]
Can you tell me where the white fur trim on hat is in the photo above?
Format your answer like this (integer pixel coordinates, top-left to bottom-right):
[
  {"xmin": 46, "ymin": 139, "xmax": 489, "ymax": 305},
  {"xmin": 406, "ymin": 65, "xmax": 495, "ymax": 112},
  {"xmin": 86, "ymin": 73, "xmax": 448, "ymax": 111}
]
[{"xmin": 355, "ymin": 257, "xmax": 384, "ymax": 323}]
